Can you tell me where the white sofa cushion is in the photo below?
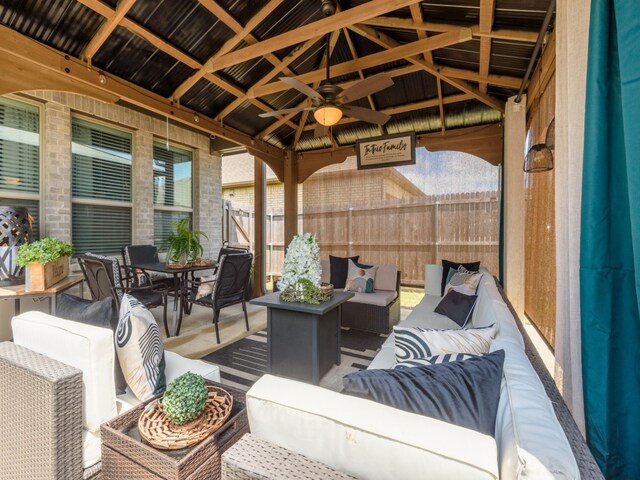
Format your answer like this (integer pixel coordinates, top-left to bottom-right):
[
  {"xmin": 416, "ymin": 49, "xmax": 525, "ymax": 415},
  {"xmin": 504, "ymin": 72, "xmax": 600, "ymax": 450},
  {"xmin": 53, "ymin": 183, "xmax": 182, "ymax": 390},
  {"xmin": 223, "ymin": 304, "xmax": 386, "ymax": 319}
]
[
  {"xmin": 346, "ymin": 289, "xmax": 397, "ymax": 307},
  {"xmin": 82, "ymin": 431, "xmax": 101, "ymax": 469},
  {"xmin": 491, "ymin": 339, "xmax": 579, "ymax": 479},
  {"xmin": 425, "ymin": 264, "xmax": 444, "ymax": 296},
  {"xmin": 372, "ymin": 264, "xmax": 397, "ymax": 291},
  {"xmin": 12, "ymin": 311, "xmax": 117, "ymax": 433},
  {"xmin": 247, "ymin": 374, "xmax": 499, "ymax": 480}
]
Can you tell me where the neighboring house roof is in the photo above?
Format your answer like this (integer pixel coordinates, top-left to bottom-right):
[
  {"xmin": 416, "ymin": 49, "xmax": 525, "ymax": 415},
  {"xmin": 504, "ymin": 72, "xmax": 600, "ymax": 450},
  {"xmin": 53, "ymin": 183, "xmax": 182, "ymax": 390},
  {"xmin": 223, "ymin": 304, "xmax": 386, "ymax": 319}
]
[{"xmin": 222, "ymin": 153, "xmax": 279, "ymax": 187}]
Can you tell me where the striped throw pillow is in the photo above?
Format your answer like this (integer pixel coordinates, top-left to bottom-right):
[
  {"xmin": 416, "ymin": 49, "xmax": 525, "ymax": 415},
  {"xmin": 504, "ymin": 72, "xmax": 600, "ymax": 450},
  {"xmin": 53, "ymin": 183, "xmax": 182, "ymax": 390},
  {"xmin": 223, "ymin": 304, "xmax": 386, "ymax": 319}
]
[
  {"xmin": 392, "ymin": 352, "xmax": 478, "ymax": 369},
  {"xmin": 393, "ymin": 325, "xmax": 496, "ymax": 362}
]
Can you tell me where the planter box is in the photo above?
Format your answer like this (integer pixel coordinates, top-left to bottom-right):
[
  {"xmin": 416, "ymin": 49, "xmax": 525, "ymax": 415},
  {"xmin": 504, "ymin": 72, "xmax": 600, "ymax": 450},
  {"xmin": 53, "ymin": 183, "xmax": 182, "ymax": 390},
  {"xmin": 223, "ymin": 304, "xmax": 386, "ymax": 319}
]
[{"xmin": 26, "ymin": 256, "xmax": 69, "ymax": 291}]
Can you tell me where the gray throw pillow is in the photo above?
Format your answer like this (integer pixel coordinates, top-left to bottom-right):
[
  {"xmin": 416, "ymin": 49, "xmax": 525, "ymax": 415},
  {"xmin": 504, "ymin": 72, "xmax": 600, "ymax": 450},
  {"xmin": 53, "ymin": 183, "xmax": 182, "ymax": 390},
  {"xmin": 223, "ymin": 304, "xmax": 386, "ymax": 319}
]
[
  {"xmin": 434, "ymin": 290, "xmax": 478, "ymax": 327},
  {"xmin": 343, "ymin": 350, "xmax": 505, "ymax": 436},
  {"xmin": 56, "ymin": 293, "xmax": 127, "ymax": 395}
]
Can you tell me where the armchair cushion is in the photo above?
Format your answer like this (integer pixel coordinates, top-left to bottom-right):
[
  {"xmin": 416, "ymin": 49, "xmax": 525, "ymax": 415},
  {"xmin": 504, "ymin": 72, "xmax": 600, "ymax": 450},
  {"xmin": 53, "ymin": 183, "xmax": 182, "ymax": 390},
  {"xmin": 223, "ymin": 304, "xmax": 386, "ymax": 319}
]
[
  {"xmin": 56, "ymin": 293, "xmax": 127, "ymax": 395},
  {"xmin": 12, "ymin": 311, "xmax": 117, "ymax": 433}
]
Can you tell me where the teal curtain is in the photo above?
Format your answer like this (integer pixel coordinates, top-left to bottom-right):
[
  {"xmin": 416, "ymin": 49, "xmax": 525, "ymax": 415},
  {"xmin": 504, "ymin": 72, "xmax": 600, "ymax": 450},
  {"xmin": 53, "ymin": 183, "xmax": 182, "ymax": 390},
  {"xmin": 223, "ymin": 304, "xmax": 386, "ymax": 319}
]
[{"xmin": 581, "ymin": 0, "xmax": 640, "ymax": 477}]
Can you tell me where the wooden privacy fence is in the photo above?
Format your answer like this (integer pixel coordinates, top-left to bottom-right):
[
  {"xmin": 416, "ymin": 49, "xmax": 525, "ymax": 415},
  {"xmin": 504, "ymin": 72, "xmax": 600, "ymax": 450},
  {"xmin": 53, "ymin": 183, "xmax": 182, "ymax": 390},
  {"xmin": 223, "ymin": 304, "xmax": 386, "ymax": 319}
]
[{"xmin": 223, "ymin": 192, "xmax": 500, "ymax": 287}]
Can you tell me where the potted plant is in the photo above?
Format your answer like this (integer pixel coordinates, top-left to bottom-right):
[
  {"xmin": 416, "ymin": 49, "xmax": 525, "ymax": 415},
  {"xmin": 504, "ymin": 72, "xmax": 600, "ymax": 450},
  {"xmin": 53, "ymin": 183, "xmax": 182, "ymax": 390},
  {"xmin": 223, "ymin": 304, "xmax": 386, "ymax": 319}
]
[
  {"xmin": 16, "ymin": 237, "xmax": 73, "ymax": 291},
  {"xmin": 165, "ymin": 219, "xmax": 208, "ymax": 267}
]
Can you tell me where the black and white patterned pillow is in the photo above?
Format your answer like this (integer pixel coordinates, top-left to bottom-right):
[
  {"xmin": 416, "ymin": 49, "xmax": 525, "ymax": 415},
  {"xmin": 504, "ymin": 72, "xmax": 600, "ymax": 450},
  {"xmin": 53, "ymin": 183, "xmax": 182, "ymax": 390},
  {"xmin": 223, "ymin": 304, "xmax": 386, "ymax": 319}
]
[
  {"xmin": 116, "ymin": 294, "xmax": 166, "ymax": 401},
  {"xmin": 393, "ymin": 325, "xmax": 496, "ymax": 363},
  {"xmin": 392, "ymin": 353, "xmax": 479, "ymax": 369}
]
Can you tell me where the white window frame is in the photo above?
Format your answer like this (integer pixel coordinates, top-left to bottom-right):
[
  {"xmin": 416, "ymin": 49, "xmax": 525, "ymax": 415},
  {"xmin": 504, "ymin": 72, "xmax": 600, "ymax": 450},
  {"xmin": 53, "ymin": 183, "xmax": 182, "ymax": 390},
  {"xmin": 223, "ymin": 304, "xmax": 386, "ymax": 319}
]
[
  {"xmin": 70, "ymin": 114, "xmax": 134, "ymax": 254},
  {"xmin": 152, "ymin": 140, "xmax": 194, "ymax": 246},
  {"xmin": 0, "ymin": 94, "xmax": 44, "ymax": 237}
]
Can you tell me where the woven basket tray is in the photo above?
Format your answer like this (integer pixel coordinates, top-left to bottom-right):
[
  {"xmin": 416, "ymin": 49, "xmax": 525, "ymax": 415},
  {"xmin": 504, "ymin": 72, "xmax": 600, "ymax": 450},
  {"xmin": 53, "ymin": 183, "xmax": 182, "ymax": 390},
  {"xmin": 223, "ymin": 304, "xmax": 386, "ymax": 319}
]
[{"xmin": 138, "ymin": 385, "xmax": 233, "ymax": 450}]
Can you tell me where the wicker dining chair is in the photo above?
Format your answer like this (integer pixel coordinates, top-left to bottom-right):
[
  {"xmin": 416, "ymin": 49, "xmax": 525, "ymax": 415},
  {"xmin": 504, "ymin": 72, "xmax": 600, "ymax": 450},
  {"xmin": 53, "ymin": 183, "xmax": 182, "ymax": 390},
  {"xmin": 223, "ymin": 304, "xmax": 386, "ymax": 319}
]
[
  {"xmin": 183, "ymin": 252, "xmax": 253, "ymax": 343},
  {"xmin": 78, "ymin": 253, "xmax": 170, "ymax": 336}
]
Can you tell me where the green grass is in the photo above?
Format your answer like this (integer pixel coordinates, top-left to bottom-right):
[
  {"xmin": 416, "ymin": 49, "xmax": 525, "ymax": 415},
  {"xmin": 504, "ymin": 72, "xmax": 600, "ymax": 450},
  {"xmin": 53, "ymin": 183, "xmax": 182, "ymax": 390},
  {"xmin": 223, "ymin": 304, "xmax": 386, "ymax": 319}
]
[{"xmin": 400, "ymin": 286, "xmax": 425, "ymax": 309}]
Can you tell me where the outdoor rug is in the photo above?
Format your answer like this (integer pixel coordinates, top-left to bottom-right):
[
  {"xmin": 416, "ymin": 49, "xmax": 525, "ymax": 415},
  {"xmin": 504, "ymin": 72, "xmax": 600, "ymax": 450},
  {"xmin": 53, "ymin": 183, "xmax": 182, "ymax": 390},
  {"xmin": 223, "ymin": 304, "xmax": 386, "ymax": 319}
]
[{"xmin": 201, "ymin": 328, "xmax": 388, "ymax": 392}]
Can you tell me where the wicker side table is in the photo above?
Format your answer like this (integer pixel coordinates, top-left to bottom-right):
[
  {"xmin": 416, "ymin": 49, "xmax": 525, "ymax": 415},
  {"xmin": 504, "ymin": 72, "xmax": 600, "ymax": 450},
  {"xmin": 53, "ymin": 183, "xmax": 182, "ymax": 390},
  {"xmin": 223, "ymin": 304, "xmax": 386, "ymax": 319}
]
[{"xmin": 101, "ymin": 382, "xmax": 249, "ymax": 480}]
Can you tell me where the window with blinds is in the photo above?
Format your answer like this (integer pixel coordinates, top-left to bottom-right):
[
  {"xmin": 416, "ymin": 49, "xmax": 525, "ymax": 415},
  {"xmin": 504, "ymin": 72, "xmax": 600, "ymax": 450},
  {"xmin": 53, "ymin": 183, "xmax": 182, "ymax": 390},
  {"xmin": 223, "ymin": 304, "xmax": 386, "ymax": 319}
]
[
  {"xmin": 153, "ymin": 143, "xmax": 192, "ymax": 208},
  {"xmin": 153, "ymin": 143, "xmax": 193, "ymax": 249},
  {"xmin": 154, "ymin": 210, "xmax": 192, "ymax": 250},
  {"xmin": 0, "ymin": 97, "xmax": 40, "ymax": 239},
  {"xmin": 72, "ymin": 118, "xmax": 132, "ymax": 256}
]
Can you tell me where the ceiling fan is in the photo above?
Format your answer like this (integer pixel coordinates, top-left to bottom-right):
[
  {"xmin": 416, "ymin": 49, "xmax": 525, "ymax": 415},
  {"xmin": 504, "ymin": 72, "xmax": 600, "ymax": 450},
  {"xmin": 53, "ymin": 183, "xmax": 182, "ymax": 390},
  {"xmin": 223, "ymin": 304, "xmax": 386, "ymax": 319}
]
[{"xmin": 258, "ymin": 1, "xmax": 393, "ymax": 135}]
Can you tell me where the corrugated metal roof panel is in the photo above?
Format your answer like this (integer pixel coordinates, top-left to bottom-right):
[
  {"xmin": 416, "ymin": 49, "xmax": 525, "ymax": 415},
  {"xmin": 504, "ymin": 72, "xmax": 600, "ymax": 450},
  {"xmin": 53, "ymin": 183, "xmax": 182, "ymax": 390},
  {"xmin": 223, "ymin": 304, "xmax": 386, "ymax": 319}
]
[
  {"xmin": 181, "ymin": 78, "xmax": 236, "ymax": 119},
  {"xmin": 127, "ymin": 0, "xmax": 234, "ymax": 65},
  {"xmin": 261, "ymin": 89, "xmax": 308, "ymax": 112},
  {"xmin": 443, "ymin": 101, "xmax": 503, "ymax": 129},
  {"xmin": 223, "ymin": 102, "xmax": 279, "ymax": 137},
  {"xmin": 421, "ymin": 0, "xmax": 479, "ymax": 25},
  {"xmin": 0, "ymin": 0, "xmax": 104, "ymax": 58},
  {"xmin": 222, "ymin": 57, "xmax": 274, "ymax": 90},
  {"xmin": 490, "ymin": 39, "xmax": 533, "ymax": 76},
  {"xmin": 374, "ymin": 71, "xmax": 438, "ymax": 109},
  {"xmin": 218, "ymin": 0, "xmax": 264, "ymax": 27},
  {"xmin": 289, "ymin": 38, "xmax": 325, "ymax": 75},
  {"xmin": 92, "ymin": 26, "xmax": 195, "ymax": 98},
  {"xmin": 494, "ymin": 0, "xmax": 550, "ymax": 31}
]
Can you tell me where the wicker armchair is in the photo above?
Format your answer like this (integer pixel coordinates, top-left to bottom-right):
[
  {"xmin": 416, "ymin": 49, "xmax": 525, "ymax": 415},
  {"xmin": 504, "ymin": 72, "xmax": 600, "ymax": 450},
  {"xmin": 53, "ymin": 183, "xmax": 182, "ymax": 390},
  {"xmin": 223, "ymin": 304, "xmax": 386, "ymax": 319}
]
[{"xmin": 0, "ymin": 342, "xmax": 101, "ymax": 480}]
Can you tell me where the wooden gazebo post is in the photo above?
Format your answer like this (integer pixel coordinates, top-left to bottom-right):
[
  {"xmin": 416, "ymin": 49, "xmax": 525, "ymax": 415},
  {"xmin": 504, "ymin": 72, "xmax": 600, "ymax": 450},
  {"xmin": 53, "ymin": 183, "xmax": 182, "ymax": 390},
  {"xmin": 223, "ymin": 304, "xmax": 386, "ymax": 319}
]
[
  {"xmin": 253, "ymin": 157, "xmax": 267, "ymax": 297},
  {"xmin": 283, "ymin": 150, "xmax": 298, "ymax": 248}
]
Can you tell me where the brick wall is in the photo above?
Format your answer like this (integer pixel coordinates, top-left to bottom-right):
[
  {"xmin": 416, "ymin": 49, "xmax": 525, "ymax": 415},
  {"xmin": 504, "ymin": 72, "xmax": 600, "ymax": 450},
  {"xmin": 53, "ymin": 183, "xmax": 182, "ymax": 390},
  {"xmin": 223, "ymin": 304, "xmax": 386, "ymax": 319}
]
[{"xmin": 0, "ymin": 92, "xmax": 222, "ymax": 340}]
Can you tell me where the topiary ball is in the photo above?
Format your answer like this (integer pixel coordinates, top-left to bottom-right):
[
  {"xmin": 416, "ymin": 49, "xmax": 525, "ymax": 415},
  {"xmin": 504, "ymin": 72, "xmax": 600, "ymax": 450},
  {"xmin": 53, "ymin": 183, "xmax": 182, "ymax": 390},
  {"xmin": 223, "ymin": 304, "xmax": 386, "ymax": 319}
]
[{"xmin": 161, "ymin": 372, "xmax": 208, "ymax": 425}]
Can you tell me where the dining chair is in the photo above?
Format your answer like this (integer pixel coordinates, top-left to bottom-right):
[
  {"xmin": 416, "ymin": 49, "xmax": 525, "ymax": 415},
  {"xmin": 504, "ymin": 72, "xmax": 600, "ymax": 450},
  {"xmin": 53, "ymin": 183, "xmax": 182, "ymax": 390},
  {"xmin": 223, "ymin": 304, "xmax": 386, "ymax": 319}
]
[
  {"xmin": 77, "ymin": 253, "xmax": 170, "ymax": 336},
  {"xmin": 121, "ymin": 244, "xmax": 174, "ymax": 290},
  {"xmin": 183, "ymin": 252, "xmax": 253, "ymax": 343}
]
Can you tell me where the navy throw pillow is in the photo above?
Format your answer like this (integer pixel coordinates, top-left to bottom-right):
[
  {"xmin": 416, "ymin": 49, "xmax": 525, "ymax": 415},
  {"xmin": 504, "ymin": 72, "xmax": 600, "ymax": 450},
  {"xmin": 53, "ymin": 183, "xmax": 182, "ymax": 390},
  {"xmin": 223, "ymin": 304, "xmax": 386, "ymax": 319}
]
[
  {"xmin": 343, "ymin": 349, "xmax": 505, "ymax": 436},
  {"xmin": 434, "ymin": 290, "xmax": 478, "ymax": 327},
  {"xmin": 56, "ymin": 294, "xmax": 127, "ymax": 395},
  {"xmin": 441, "ymin": 260, "xmax": 480, "ymax": 296},
  {"xmin": 329, "ymin": 255, "xmax": 359, "ymax": 289}
]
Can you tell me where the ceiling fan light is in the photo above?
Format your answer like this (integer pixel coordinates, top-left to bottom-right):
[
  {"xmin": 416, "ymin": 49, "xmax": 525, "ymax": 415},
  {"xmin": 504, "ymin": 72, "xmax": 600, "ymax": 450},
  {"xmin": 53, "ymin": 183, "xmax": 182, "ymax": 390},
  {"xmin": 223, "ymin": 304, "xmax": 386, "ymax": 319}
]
[
  {"xmin": 524, "ymin": 144, "xmax": 554, "ymax": 173},
  {"xmin": 314, "ymin": 105, "xmax": 343, "ymax": 126}
]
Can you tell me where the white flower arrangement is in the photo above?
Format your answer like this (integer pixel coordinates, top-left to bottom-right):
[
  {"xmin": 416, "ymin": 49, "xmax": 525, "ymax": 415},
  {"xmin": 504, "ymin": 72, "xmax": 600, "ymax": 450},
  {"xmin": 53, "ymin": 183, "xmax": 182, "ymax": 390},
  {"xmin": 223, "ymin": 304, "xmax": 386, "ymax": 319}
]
[{"xmin": 278, "ymin": 233, "xmax": 328, "ymax": 304}]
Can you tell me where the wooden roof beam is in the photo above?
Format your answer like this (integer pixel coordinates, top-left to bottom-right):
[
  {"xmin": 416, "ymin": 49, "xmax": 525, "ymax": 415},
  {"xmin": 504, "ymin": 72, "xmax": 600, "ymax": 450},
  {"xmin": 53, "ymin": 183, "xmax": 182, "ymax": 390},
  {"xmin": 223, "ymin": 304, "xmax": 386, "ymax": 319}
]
[
  {"xmin": 81, "ymin": 0, "xmax": 136, "ymax": 62},
  {"xmin": 409, "ymin": 3, "xmax": 443, "ymax": 131},
  {"xmin": 0, "ymin": 25, "xmax": 285, "ymax": 170},
  {"xmin": 172, "ymin": 0, "xmax": 286, "ymax": 101},
  {"xmin": 359, "ymin": 17, "xmax": 538, "ymax": 43},
  {"xmin": 350, "ymin": 24, "xmax": 505, "ymax": 112},
  {"xmin": 206, "ymin": 0, "xmax": 425, "ymax": 73},
  {"xmin": 479, "ymin": 0, "xmax": 496, "ymax": 93},
  {"xmin": 437, "ymin": 79, "xmax": 446, "ymax": 133},
  {"xmin": 250, "ymin": 29, "xmax": 474, "ymax": 98}
]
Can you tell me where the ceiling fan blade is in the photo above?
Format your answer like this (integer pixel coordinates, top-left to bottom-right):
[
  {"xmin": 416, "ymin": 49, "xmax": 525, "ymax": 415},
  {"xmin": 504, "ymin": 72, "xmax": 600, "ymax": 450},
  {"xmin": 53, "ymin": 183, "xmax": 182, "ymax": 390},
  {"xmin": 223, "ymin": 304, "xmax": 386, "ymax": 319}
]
[
  {"xmin": 279, "ymin": 77, "xmax": 324, "ymax": 102},
  {"xmin": 258, "ymin": 106, "xmax": 313, "ymax": 118},
  {"xmin": 341, "ymin": 105, "xmax": 391, "ymax": 125},
  {"xmin": 337, "ymin": 74, "xmax": 394, "ymax": 104},
  {"xmin": 314, "ymin": 122, "xmax": 329, "ymax": 138}
]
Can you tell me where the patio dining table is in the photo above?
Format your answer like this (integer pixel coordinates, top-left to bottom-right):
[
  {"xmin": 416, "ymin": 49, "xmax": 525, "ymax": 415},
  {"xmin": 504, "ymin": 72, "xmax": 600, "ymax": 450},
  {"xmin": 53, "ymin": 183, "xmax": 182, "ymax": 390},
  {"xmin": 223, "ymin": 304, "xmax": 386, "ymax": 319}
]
[{"xmin": 129, "ymin": 261, "xmax": 217, "ymax": 337}]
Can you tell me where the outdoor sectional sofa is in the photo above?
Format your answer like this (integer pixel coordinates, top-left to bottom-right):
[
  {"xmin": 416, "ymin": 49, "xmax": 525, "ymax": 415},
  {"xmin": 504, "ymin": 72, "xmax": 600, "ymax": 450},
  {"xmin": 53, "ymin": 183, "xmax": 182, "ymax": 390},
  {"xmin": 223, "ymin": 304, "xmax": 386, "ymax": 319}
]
[
  {"xmin": 320, "ymin": 259, "xmax": 401, "ymax": 334},
  {"xmin": 0, "ymin": 311, "xmax": 220, "ymax": 480},
  {"xmin": 221, "ymin": 265, "xmax": 591, "ymax": 479}
]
